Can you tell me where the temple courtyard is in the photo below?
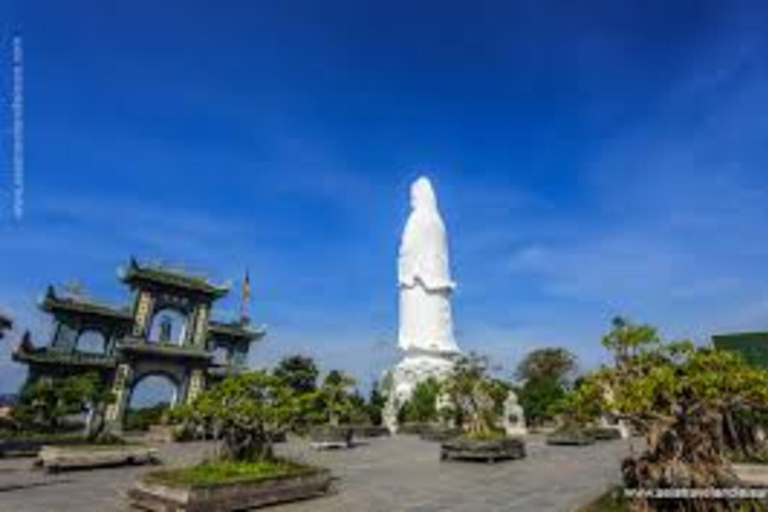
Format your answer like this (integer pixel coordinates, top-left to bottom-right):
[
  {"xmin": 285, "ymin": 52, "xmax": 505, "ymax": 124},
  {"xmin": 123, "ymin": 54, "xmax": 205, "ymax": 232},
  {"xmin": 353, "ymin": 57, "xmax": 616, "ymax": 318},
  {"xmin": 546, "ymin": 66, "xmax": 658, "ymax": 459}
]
[{"xmin": 0, "ymin": 435, "xmax": 630, "ymax": 512}]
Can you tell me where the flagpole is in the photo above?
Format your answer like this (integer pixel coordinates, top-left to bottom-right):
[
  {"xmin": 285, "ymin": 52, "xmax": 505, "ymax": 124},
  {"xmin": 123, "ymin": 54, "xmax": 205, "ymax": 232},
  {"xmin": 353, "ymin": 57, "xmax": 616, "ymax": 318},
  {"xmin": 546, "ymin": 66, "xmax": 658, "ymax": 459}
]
[{"xmin": 240, "ymin": 270, "xmax": 251, "ymax": 324}]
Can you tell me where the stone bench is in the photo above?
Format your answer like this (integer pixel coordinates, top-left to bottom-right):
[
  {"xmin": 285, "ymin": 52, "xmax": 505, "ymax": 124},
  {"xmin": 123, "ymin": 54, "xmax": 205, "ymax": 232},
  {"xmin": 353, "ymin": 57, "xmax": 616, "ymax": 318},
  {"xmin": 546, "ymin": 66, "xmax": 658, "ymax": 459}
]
[{"xmin": 38, "ymin": 444, "xmax": 159, "ymax": 472}]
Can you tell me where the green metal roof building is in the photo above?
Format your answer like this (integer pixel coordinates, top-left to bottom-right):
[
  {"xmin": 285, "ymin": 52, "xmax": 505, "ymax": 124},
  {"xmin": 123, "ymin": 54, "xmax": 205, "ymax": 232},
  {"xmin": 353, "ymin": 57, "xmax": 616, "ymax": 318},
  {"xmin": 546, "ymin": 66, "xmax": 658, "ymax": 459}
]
[{"xmin": 712, "ymin": 331, "xmax": 768, "ymax": 370}]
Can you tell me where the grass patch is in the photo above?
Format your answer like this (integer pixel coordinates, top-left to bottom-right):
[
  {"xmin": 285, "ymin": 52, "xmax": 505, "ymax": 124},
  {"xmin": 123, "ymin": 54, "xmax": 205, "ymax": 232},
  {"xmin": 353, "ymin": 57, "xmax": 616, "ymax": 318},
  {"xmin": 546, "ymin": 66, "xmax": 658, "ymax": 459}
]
[
  {"xmin": 730, "ymin": 448, "xmax": 768, "ymax": 465},
  {"xmin": 145, "ymin": 458, "xmax": 320, "ymax": 488},
  {"xmin": 463, "ymin": 430, "xmax": 507, "ymax": 441},
  {"xmin": 578, "ymin": 488, "xmax": 628, "ymax": 512}
]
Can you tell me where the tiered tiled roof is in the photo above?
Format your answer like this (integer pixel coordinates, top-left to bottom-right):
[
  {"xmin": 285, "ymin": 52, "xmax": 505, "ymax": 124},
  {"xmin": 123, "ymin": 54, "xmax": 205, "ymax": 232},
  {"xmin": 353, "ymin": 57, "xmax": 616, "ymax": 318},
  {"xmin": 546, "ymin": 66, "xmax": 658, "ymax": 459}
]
[
  {"xmin": 13, "ymin": 343, "xmax": 117, "ymax": 368},
  {"xmin": 119, "ymin": 257, "xmax": 230, "ymax": 298},
  {"xmin": 208, "ymin": 320, "xmax": 265, "ymax": 342},
  {"xmin": 40, "ymin": 286, "xmax": 133, "ymax": 321}
]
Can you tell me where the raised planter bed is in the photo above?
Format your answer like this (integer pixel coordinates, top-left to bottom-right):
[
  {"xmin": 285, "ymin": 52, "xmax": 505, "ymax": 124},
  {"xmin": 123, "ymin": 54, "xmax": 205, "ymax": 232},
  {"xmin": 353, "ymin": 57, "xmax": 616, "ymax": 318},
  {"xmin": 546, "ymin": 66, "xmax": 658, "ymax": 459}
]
[
  {"xmin": 584, "ymin": 426, "xmax": 623, "ymax": 441},
  {"xmin": 0, "ymin": 438, "xmax": 48, "ymax": 458},
  {"xmin": 38, "ymin": 444, "xmax": 159, "ymax": 472},
  {"xmin": 309, "ymin": 426, "xmax": 353, "ymax": 449},
  {"xmin": 129, "ymin": 464, "xmax": 332, "ymax": 512},
  {"xmin": 440, "ymin": 437, "xmax": 526, "ymax": 463},
  {"xmin": 0, "ymin": 433, "xmax": 88, "ymax": 458}
]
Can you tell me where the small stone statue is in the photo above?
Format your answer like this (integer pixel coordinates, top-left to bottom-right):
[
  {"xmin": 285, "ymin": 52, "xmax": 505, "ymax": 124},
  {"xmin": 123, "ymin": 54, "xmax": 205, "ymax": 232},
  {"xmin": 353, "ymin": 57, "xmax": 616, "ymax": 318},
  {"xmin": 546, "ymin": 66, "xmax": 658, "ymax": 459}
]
[
  {"xmin": 503, "ymin": 391, "xmax": 527, "ymax": 437},
  {"xmin": 601, "ymin": 387, "xmax": 630, "ymax": 439}
]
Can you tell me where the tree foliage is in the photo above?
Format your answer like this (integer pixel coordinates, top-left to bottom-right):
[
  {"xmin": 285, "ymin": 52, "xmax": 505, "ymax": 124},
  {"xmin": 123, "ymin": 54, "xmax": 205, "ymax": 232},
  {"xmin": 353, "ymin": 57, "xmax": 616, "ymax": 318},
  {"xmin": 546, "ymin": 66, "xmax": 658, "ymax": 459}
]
[
  {"xmin": 564, "ymin": 316, "xmax": 768, "ymax": 510},
  {"xmin": 519, "ymin": 376, "xmax": 566, "ymax": 426},
  {"xmin": 177, "ymin": 371, "xmax": 305, "ymax": 461},
  {"xmin": 515, "ymin": 347, "xmax": 577, "ymax": 426},
  {"xmin": 316, "ymin": 370, "xmax": 357, "ymax": 426},
  {"xmin": 367, "ymin": 380, "xmax": 387, "ymax": 426},
  {"xmin": 273, "ymin": 354, "xmax": 319, "ymax": 395},
  {"xmin": 515, "ymin": 347, "xmax": 576, "ymax": 385},
  {"xmin": 124, "ymin": 402, "xmax": 170, "ymax": 432},
  {"xmin": 12, "ymin": 372, "xmax": 113, "ymax": 439},
  {"xmin": 401, "ymin": 377, "xmax": 441, "ymax": 423}
]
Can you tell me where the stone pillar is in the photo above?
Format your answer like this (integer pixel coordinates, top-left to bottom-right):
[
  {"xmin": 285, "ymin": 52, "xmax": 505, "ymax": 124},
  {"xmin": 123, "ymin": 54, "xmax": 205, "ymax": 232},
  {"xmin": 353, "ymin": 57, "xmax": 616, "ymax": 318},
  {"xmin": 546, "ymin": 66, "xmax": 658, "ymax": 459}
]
[
  {"xmin": 193, "ymin": 305, "xmax": 208, "ymax": 348},
  {"xmin": 132, "ymin": 291, "xmax": 154, "ymax": 338},
  {"xmin": 186, "ymin": 369, "xmax": 205, "ymax": 405},
  {"xmin": 105, "ymin": 363, "xmax": 133, "ymax": 432}
]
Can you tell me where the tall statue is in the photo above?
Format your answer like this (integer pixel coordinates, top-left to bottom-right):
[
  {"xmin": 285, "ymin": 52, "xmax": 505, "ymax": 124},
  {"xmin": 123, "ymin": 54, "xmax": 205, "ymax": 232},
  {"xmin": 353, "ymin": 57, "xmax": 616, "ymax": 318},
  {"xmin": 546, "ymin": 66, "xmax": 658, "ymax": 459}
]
[
  {"xmin": 385, "ymin": 176, "xmax": 461, "ymax": 432},
  {"xmin": 398, "ymin": 177, "xmax": 459, "ymax": 353}
]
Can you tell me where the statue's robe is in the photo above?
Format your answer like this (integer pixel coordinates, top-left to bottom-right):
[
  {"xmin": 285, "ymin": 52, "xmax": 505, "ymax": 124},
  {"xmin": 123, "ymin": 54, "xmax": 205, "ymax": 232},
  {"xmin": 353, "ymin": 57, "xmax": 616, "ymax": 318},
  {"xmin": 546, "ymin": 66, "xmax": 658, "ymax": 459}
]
[{"xmin": 398, "ymin": 177, "xmax": 459, "ymax": 354}]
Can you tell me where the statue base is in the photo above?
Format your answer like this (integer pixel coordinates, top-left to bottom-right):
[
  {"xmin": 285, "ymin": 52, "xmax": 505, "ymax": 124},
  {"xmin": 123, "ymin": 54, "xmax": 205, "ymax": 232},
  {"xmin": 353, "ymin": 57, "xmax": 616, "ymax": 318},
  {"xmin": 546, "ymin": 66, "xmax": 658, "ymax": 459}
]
[{"xmin": 383, "ymin": 349, "xmax": 459, "ymax": 433}]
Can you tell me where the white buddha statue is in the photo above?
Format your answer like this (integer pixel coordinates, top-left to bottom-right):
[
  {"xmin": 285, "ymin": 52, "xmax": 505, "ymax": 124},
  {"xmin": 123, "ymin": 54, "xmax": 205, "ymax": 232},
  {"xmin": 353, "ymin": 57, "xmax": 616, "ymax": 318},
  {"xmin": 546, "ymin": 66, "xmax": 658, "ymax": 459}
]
[
  {"xmin": 398, "ymin": 176, "xmax": 459, "ymax": 354},
  {"xmin": 385, "ymin": 177, "xmax": 462, "ymax": 430}
]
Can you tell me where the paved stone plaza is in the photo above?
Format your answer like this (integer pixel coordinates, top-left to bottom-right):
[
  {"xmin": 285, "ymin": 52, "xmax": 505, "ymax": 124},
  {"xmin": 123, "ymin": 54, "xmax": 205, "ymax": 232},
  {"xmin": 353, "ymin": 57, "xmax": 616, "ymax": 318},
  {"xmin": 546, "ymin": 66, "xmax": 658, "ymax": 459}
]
[{"xmin": 0, "ymin": 435, "xmax": 630, "ymax": 512}]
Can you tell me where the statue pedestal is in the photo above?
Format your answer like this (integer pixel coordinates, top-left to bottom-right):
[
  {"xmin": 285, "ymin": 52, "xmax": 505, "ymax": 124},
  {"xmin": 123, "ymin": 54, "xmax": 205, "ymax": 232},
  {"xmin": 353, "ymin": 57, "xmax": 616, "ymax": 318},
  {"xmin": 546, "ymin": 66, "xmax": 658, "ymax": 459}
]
[
  {"xmin": 384, "ymin": 350, "xmax": 458, "ymax": 433},
  {"xmin": 392, "ymin": 351, "xmax": 456, "ymax": 401}
]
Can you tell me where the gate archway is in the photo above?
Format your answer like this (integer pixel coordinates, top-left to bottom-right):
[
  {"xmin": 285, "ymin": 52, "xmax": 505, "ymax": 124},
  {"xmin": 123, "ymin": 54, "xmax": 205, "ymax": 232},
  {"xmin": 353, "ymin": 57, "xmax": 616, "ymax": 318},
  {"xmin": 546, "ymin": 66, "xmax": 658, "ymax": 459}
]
[{"xmin": 123, "ymin": 371, "xmax": 181, "ymax": 432}]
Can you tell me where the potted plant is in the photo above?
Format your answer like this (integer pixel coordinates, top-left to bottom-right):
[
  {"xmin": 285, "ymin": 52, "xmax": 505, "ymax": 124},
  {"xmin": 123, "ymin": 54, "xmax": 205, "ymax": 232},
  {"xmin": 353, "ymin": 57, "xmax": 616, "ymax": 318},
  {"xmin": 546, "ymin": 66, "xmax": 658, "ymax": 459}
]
[
  {"xmin": 129, "ymin": 371, "xmax": 331, "ymax": 511},
  {"xmin": 439, "ymin": 354, "xmax": 526, "ymax": 463}
]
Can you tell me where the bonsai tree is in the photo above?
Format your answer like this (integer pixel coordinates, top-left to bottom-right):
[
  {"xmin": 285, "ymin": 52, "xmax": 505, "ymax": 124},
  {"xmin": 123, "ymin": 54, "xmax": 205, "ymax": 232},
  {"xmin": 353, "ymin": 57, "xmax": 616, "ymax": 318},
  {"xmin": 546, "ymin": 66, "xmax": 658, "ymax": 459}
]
[
  {"xmin": 443, "ymin": 353, "xmax": 502, "ymax": 438},
  {"xmin": 137, "ymin": 371, "xmax": 333, "ymax": 511},
  {"xmin": 565, "ymin": 316, "xmax": 768, "ymax": 510},
  {"xmin": 178, "ymin": 371, "xmax": 302, "ymax": 461}
]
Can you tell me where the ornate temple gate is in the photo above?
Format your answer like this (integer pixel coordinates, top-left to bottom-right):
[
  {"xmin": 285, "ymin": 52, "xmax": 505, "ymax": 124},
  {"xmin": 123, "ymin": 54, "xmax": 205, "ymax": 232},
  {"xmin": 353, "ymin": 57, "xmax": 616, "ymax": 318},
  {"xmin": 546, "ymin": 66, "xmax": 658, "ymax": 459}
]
[{"xmin": 14, "ymin": 258, "xmax": 265, "ymax": 432}]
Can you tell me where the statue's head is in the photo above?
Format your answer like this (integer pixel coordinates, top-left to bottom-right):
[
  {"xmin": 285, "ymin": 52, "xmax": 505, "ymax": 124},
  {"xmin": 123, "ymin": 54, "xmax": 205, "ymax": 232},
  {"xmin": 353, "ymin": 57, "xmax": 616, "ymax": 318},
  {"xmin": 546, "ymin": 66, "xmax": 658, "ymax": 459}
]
[{"xmin": 410, "ymin": 176, "xmax": 438, "ymax": 212}]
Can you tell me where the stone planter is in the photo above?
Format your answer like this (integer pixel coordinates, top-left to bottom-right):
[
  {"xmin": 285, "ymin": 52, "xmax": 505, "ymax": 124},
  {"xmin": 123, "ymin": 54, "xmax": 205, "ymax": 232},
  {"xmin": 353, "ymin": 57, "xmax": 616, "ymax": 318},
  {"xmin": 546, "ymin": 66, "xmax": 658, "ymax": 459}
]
[
  {"xmin": 546, "ymin": 427, "xmax": 596, "ymax": 446},
  {"xmin": 0, "ymin": 438, "xmax": 46, "ymax": 458},
  {"xmin": 440, "ymin": 437, "xmax": 526, "ymax": 463},
  {"xmin": 129, "ymin": 467, "xmax": 332, "ymax": 512},
  {"xmin": 584, "ymin": 426, "xmax": 623, "ymax": 441},
  {"xmin": 38, "ymin": 444, "xmax": 159, "ymax": 472},
  {"xmin": 0, "ymin": 434, "xmax": 83, "ymax": 458},
  {"xmin": 309, "ymin": 426, "xmax": 353, "ymax": 449}
]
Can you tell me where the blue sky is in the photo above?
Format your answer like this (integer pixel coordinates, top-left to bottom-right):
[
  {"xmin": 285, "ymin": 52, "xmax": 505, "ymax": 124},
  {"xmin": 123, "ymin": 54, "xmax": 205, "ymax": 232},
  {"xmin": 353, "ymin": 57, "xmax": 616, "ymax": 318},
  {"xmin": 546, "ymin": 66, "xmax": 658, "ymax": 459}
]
[{"xmin": 2, "ymin": 1, "xmax": 768, "ymax": 395}]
